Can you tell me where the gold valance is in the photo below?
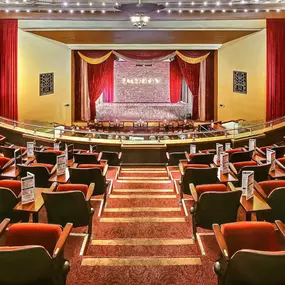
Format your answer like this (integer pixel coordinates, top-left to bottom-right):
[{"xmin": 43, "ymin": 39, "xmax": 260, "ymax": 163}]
[
  {"xmin": 175, "ymin": 51, "xmax": 210, "ymax": 64},
  {"xmin": 78, "ymin": 51, "xmax": 113, "ymax": 65}
]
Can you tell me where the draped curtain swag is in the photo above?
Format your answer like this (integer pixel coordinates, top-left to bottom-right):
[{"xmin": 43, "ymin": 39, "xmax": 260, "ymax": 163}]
[{"xmin": 75, "ymin": 50, "xmax": 214, "ymax": 121}]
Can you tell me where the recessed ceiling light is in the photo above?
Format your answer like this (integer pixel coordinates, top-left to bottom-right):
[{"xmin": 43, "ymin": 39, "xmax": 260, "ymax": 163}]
[
  {"xmin": 168, "ymin": 9, "xmax": 171, "ymax": 13},
  {"xmin": 48, "ymin": 9, "xmax": 52, "ymax": 13},
  {"xmin": 165, "ymin": 2, "xmax": 169, "ymax": 6},
  {"xmin": 255, "ymin": 9, "xmax": 259, "ymax": 12},
  {"xmin": 91, "ymin": 9, "xmax": 95, "ymax": 13},
  {"xmin": 70, "ymin": 9, "xmax": 73, "ymax": 13},
  {"xmin": 89, "ymin": 2, "xmax": 92, "ymax": 5},
  {"xmin": 26, "ymin": 9, "xmax": 30, "ymax": 12},
  {"xmin": 15, "ymin": 9, "xmax": 19, "ymax": 12},
  {"xmin": 179, "ymin": 9, "xmax": 182, "ymax": 13},
  {"xmin": 102, "ymin": 9, "xmax": 105, "ymax": 13},
  {"xmin": 102, "ymin": 2, "xmax": 105, "ymax": 6},
  {"xmin": 204, "ymin": 1, "xmax": 207, "ymax": 5},
  {"xmin": 276, "ymin": 8, "xmax": 280, "ymax": 12},
  {"xmin": 191, "ymin": 1, "xmax": 195, "ymax": 5},
  {"xmin": 229, "ymin": 2, "xmax": 232, "ymax": 5},
  {"xmin": 59, "ymin": 9, "xmax": 62, "ymax": 13},
  {"xmin": 115, "ymin": 2, "xmax": 119, "ymax": 6},
  {"xmin": 178, "ymin": 1, "xmax": 182, "ymax": 5},
  {"xmin": 157, "ymin": 9, "xmax": 160, "ymax": 13},
  {"xmin": 76, "ymin": 2, "xmax": 80, "ymax": 5},
  {"xmin": 23, "ymin": 0, "xmax": 26, "ymax": 2},
  {"xmin": 63, "ymin": 2, "xmax": 68, "ymax": 6},
  {"xmin": 266, "ymin": 9, "xmax": 269, "ymax": 12},
  {"xmin": 189, "ymin": 9, "xmax": 193, "ymax": 12},
  {"xmin": 5, "ymin": 9, "xmax": 9, "ymax": 12},
  {"xmin": 6, "ymin": 0, "xmax": 9, "ymax": 3},
  {"xmin": 244, "ymin": 9, "xmax": 248, "ymax": 12},
  {"xmin": 233, "ymin": 9, "xmax": 236, "ymax": 12},
  {"xmin": 216, "ymin": 1, "xmax": 220, "ymax": 6},
  {"xmin": 200, "ymin": 9, "xmax": 204, "ymax": 13},
  {"xmin": 211, "ymin": 9, "xmax": 215, "ymax": 13},
  {"xmin": 81, "ymin": 9, "xmax": 84, "ymax": 13},
  {"xmin": 222, "ymin": 9, "xmax": 226, "ymax": 12}
]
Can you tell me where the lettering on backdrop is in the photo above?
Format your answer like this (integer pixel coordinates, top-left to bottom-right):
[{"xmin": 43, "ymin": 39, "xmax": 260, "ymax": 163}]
[{"xmin": 122, "ymin": 78, "xmax": 160, "ymax": 85}]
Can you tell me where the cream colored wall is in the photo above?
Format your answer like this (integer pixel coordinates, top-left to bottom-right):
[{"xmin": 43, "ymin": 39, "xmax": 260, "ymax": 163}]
[
  {"xmin": 18, "ymin": 29, "xmax": 71, "ymax": 125},
  {"xmin": 217, "ymin": 29, "xmax": 266, "ymax": 122}
]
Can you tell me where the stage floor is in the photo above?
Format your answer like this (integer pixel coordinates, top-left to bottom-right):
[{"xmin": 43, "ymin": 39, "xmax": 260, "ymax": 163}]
[{"xmin": 96, "ymin": 102, "xmax": 188, "ymax": 120}]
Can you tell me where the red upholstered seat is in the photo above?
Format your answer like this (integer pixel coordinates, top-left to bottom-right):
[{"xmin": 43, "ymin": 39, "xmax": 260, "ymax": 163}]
[
  {"xmin": 196, "ymin": 184, "xmax": 227, "ymax": 198},
  {"xmin": 5, "ymin": 223, "xmax": 62, "ymax": 256},
  {"xmin": 44, "ymin": 150, "xmax": 63, "ymax": 156},
  {"xmin": 84, "ymin": 152, "xmax": 99, "ymax": 158},
  {"xmin": 13, "ymin": 146, "xmax": 27, "ymax": 152},
  {"xmin": 221, "ymin": 222, "xmax": 280, "ymax": 258},
  {"xmin": 78, "ymin": 164, "xmax": 104, "ymax": 170},
  {"xmin": 31, "ymin": 163, "xmax": 54, "ymax": 172},
  {"xmin": 258, "ymin": 180, "xmax": 285, "ymax": 197},
  {"xmin": 233, "ymin": 161, "xmax": 257, "ymax": 172},
  {"xmin": 260, "ymin": 145, "xmax": 273, "ymax": 153},
  {"xmin": 0, "ymin": 157, "xmax": 10, "ymax": 168},
  {"xmin": 0, "ymin": 180, "xmax": 21, "ymax": 196},
  {"xmin": 185, "ymin": 164, "xmax": 210, "ymax": 169},
  {"xmin": 57, "ymin": 184, "xmax": 88, "ymax": 196},
  {"xmin": 226, "ymin": 148, "xmax": 244, "ymax": 154},
  {"xmin": 278, "ymin": 157, "xmax": 285, "ymax": 166},
  {"xmin": 80, "ymin": 150, "xmax": 88, "ymax": 153},
  {"xmin": 188, "ymin": 153, "xmax": 196, "ymax": 159}
]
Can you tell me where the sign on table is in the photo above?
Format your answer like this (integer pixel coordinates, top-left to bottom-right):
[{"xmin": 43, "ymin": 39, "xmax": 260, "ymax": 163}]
[{"xmin": 21, "ymin": 172, "xmax": 35, "ymax": 205}]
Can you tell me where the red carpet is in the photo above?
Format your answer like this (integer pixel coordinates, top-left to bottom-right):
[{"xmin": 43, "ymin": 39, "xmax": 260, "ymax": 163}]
[{"xmin": 61, "ymin": 165, "xmax": 219, "ymax": 285}]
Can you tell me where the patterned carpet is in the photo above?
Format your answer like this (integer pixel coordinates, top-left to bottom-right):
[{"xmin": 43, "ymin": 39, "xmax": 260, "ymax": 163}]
[{"xmin": 63, "ymin": 166, "xmax": 220, "ymax": 285}]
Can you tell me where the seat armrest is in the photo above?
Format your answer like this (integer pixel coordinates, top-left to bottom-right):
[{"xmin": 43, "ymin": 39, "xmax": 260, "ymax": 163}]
[
  {"xmin": 253, "ymin": 181, "xmax": 267, "ymax": 199},
  {"xmin": 0, "ymin": 218, "xmax": 10, "ymax": 237},
  {"xmin": 166, "ymin": 152, "xmax": 170, "ymax": 160},
  {"xmin": 189, "ymin": 183, "xmax": 198, "ymax": 202},
  {"xmin": 118, "ymin": 152, "xmax": 122, "ymax": 160},
  {"xmin": 53, "ymin": 223, "xmax": 73, "ymax": 259},
  {"xmin": 86, "ymin": 183, "xmax": 95, "ymax": 201},
  {"xmin": 276, "ymin": 159, "xmax": 285, "ymax": 171},
  {"xmin": 213, "ymin": 224, "xmax": 230, "ymax": 261},
  {"xmin": 227, "ymin": 182, "xmax": 236, "ymax": 192},
  {"xmin": 50, "ymin": 165, "xmax": 57, "ymax": 175},
  {"xmin": 2, "ymin": 158, "xmax": 15, "ymax": 172},
  {"xmin": 50, "ymin": 182, "xmax": 58, "ymax": 192},
  {"xmin": 102, "ymin": 164, "xmax": 108, "ymax": 177},
  {"xmin": 179, "ymin": 162, "xmax": 184, "ymax": 176},
  {"xmin": 256, "ymin": 147, "xmax": 265, "ymax": 157},
  {"xmin": 229, "ymin": 163, "xmax": 238, "ymax": 175},
  {"xmin": 276, "ymin": 220, "xmax": 285, "ymax": 239},
  {"xmin": 98, "ymin": 152, "xmax": 102, "ymax": 161}
]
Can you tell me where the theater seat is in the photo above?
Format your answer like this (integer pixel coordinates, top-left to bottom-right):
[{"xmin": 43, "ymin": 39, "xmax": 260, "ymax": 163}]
[
  {"xmin": 56, "ymin": 184, "xmax": 88, "ymax": 197},
  {"xmin": 0, "ymin": 219, "xmax": 72, "ymax": 285},
  {"xmin": 232, "ymin": 161, "xmax": 257, "ymax": 172},
  {"xmin": 0, "ymin": 157, "xmax": 11, "ymax": 168},
  {"xmin": 225, "ymin": 147, "xmax": 244, "ymax": 155},
  {"xmin": 30, "ymin": 163, "xmax": 54, "ymax": 172},
  {"xmin": 78, "ymin": 164, "xmax": 104, "ymax": 170},
  {"xmin": 44, "ymin": 149, "xmax": 63, "ymax": 156},
  {"xmin": 184, "ymin": 164, "xmax": 209, "ymax": 169},
  {"xmin": 278, "ymin": 157, "xmax": 285, "ymax": 167},
  {"xmin": 0, "ymin": 180, "xmax": 21, "ymax": 197},
  {"xmin": 213, "ymin": 221, "xmax": 285, "ymax": 285},
  {"xmin": 258, "ymin": 180, "xmax": 285, "ymax": 197},
  {"xmin": 190, "ymin": 183, "xmax": 241, "ymax": 238}
]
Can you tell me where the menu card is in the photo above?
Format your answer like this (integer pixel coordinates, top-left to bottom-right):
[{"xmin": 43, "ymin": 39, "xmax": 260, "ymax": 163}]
[
  {"xmin": 21, "ymin": 172, "xmax": 35, "ymax": 204},
  {"xmin": 54, "ymin": 142, "xmax": 60, "ymax": 150},
  {"xmin": 216, "ymin": 143, "xmax": 224, "ymax": 162},
  {"xmin": 27, "ymin": 142, "xmax": 34, "ymax": 157},
  {"xmin": 266, "ymin": 149, "xmax": 276, "ymax": 171},
  {"xmin": 190, "ymin": 144, "xmax": 196, "ymax": 154},
  {"xmin": 241, "ymin": 170, "xmax": 254, "ymax": 200},
  {"xmin": 225, "ymin": 143, "xmax": 231, "ymax": 151},
  {"xmin": 249, "ymin": 139, "xmax": 256, "ymax": 155},
  {"xmin": 220, "ymin": 152, "xmax": 229, "ymax": 174},
  {"xmin": 57, "ymin": 154, "xmax": 66, "ymax": 176}
]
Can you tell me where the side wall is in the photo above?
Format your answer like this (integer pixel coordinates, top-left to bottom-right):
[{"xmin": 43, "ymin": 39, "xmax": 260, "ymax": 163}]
[
  {"xmin": 217, "ymin": 29, "xmax": 266, "ymax": 122},
  {"xmin": 18, "ymin": 30, "xmax": 72, "ymax": 125}
]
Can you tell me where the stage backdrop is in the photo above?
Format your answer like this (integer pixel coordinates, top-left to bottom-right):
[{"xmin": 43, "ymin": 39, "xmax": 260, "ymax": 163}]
[{"xmin": 114, "ymin": 61, "xmax": 170, "ymax": 103}]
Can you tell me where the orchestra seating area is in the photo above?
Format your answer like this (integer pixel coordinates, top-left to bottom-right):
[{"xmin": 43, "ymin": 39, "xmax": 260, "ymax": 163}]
[{"xmin": 1, "ymin": 131, "xmax": 285, "ymax": 284}]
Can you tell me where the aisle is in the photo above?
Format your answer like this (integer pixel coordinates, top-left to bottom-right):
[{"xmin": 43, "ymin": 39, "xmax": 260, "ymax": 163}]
[{"xmin": 66, "ymin": 166, "xmax": 218, "ymax": 285}]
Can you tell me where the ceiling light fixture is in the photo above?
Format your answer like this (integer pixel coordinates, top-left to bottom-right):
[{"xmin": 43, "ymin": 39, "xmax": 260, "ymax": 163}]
[
  {"xmin": 216, "ymin": 1, "xmax": 220, "ymax": 6},
  {"xmin": 102, "ymin": 9, "xmax": 105, "ymax": 13},
  {"xmin": 179, "ymin": 9, "xmax": 182, "ymax": 13},
  {"xmin": 233, "ymin": 9, "xmax": 236, "ymax": 12},
  {"xmin": 189, "ymin": 9, "xmax": 193, "ymax": 12},
  {"xmin": 130, "ymin": 13, "xmax": 150, "ymax": 28},
  {"xmin": 211, "ymin": 9, "xmax": 215, "ymax": 12},
  {"xmin": 63, "ymin": 2, "xmax": 68, "ymax": 6},
  {"xmin": 204, "ymin": 1, "xmax": 207, "ymax": 5}
]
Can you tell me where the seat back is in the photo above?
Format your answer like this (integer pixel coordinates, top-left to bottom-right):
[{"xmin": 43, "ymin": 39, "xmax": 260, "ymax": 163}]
[
  {"xmin": 260, "ymin": 187, "xmax": 285, "ymax": 223},
  {"xmin": 74, "ymin": 153, "xmax": 99, "ymax": 165},
  {"xmin": 100, "ymin": 151, "xmax": 120, "ymax": 166},
  {"xmin": 0, "ymin": 246, "xmax": 53, "ymax": 284},
  {"xmin": 195, "ymin": 191, "xmax": 242, "ymax": 230},
  {"xmin": 0, "ymin": 188, "xmax": 19, "ymax": 221},
  {"xmin": 167, "ymin": 152, "xmax": 187, "ymax": 166},
  {"xmin": 0, "ymin": 146, "xmax": 15, "ymax": 158},
  {"xmin": 272, "ymin": 145, "xmax": 285, "ymax": 159},
  {"xmin": 189, "ymin": 153, "xmax": 215, "ymax": 165},
  {"xmin": 42, "ymin": 191, "xmax": 91, "ymax": 227},
  {"xmin": 237, "ymin": 163, "xmax": 271, "ymax": 184},
  {"xmin": 229, "ymin": 150, "xmax": 253, "ymax": 163},
  {"xmin": 18, "ymin": 164, "xmax": 51, "ymax": 188},
  {"xmin": 182, "ymin": 167, "xmax": 218, "ymax": 193},
  {"xmin": 69, "ymin": 168, "xmax": 105, "ymax": 195},
  {"xmin": 224, "ymin": 250, "xmax": 285, "ymax": 285},
  {"xmin": 35, "ymin": 151, "xmax": 57, "ymax": 165}
]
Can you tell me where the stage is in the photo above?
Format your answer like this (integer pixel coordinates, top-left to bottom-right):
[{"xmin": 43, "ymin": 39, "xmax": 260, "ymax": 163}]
[{"xmin": 96, "ymin": 102, "xmax": 189, "ymax": 120}]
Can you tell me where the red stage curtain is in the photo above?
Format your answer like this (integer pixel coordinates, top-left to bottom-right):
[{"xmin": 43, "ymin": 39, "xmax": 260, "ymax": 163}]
[
  {"xmin": 88, "ymin": 55, "xmax": 115, "ymax": 119},
  {"xmin": 170, "ymin": 58, "xmax": 182, "ymax": 103},
  {"xmin": 266, "ymin": 19, "xmax": 285, "ymax": 121},
  {"xmin": 74, "ymin": 52, "xmax": 82, "ymax": 121},
  {"xmin": 176, "ymin": 52, "xmax": 200, "ymax": 119},
  {"xmin": 114, "ymin": 50, "xmax": 174, "ymax": 61},
  {"xmin": 205, "ymin": 52, "xmax": 214, "ymax": 121},
  {"xmin": 103, "ymin": 67, "xmax": 114, "ymax": 103},
  {"xmin": 0, "ymin": 20, "xmax": 18, "ymax": 120}
]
